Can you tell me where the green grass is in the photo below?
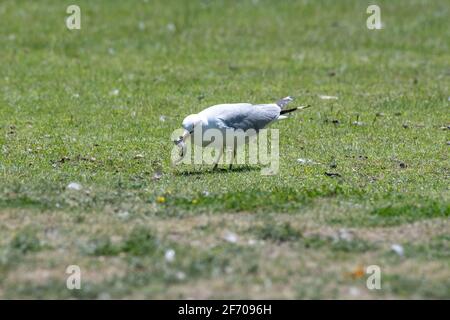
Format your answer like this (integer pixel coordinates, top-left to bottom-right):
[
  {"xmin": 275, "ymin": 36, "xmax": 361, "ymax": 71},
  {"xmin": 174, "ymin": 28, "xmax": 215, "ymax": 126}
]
[
  {"xmin": 250, "ymin": 222, "xmax": 303, "ymax": 242},
  {"xmin": 0, "ymin": 0, "xmax": 449, "ymax": 299},
  {"xmin": 403, "ymin": 235, "xmax": 450, "ymax": 260}
]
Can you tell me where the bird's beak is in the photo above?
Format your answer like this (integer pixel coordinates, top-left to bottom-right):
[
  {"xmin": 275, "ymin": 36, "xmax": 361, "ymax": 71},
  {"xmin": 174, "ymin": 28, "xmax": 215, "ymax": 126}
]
[
  {"xmin": 173, "ymin": 129, "xmax": 191, "ymax": 146},
  {"xmin": 181, "ymin": 129, "xmax": 190, "ymax": 142},
  {"xmin": 174, "ymin": 129, "xmax": 190, "ymax": 159}
]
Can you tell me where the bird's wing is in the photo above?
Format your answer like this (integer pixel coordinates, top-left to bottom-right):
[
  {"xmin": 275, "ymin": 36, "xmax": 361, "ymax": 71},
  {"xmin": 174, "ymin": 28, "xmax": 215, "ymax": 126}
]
[{"xmin": 202, "ymin": 103, "xmax": 281, "ymax": 131}]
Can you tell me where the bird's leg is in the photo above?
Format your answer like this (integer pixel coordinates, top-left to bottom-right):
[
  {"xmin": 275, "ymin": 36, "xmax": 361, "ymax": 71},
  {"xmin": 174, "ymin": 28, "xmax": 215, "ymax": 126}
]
[
  {"xmin": 229, "ymin": 147, "xmax": 236, "ymax": 170},
  {"xmin": 212, "ymin": 148, "xmax": 223, "ymax": 171}
]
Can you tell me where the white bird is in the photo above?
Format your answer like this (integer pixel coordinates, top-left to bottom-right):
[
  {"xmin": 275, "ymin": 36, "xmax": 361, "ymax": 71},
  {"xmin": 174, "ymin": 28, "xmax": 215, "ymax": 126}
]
[{"xmin": 175, "ymin": 96, "xmax": 309, "ymax": 170}]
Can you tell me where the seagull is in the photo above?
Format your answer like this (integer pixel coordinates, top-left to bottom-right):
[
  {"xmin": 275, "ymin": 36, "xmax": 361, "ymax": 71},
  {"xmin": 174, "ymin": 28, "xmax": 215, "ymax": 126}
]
[{"xmin": 175, "ymin": 96, "xmax": 310, "ymax": 170}]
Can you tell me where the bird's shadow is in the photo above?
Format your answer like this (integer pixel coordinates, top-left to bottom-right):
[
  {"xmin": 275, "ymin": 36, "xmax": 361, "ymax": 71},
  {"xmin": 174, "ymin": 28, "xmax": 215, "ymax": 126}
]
[{"xmin": 174, "ymin": 165, "xmax": 260, "ymax": 176}]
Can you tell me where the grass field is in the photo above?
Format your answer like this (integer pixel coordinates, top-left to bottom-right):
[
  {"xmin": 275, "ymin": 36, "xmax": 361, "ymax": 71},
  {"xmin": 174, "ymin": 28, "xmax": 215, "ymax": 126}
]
[{"xmin": 0, "ymin": 0, "xmax": 449, "ymax": 299}]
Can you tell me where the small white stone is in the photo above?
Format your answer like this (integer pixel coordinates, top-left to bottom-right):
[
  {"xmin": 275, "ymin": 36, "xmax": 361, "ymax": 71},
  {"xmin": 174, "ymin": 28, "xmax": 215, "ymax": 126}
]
[
  {"xmin": 67, "ymin": 182, "xmax": 82, "ymax": 191},
  {"xmin": 391, "ymin": 244, "xmax": 404, "ymax": 257},
  {"xmin": 110, "ymin": 89, "xmax": 119, "ymax": 96},
  {"xmin": 319, "ymin": 95, "xmax": 338, "ymax": 100},
  {"xmin": 349, "ymin": 286, "xmax": 360, "ymax": 296},
  {"xmin": 166, "ymin": 23, "xmax": 176, "ymax": 32},
  {"xmin": 297, "ymin": 158, "xmax": 319, "ymax": 165},
  {"xmin": 338, "ymin": 228, "xmax": 353, "ymax": 241},
  {"xmin": 117, "ymin": 211, "xmax": 129, "ymax": 219},
  {"xmin": 175, "ymin": 271, "xmax": 186, "ymax": 280},
  {"xmin": 165, "ymin": 249, "xmax": 175, "ymax": 262},
  {"xmin": 223, "ymin": 231, "xmax": 238, "ymax": 243},
  {"xmin": 152, "ymin": 171, "xmax": 163, "ymax": 180}
]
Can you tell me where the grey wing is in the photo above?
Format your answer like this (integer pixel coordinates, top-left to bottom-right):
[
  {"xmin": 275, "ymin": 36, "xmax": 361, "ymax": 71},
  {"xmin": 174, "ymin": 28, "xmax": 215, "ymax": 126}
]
[{"xmin": 219, "ymin": 104, "xmax": 281, "ymax": 131}]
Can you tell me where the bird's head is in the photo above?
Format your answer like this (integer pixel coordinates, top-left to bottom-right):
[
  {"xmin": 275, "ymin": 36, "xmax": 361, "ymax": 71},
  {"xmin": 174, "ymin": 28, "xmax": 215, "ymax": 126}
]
[
  {"xmin": 172, "ymin": 114, "xmax": 202, "ymax": 158},
  {"xmin": 180, "ymin": 114, "xmax": 201, "ymax": 140}
]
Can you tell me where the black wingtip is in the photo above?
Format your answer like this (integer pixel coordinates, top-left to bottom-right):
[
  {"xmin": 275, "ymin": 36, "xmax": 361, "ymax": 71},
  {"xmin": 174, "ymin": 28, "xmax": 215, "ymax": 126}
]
[{"xmin": 280, "ymin": 107, "xmax": 298, "ymax": 115}]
